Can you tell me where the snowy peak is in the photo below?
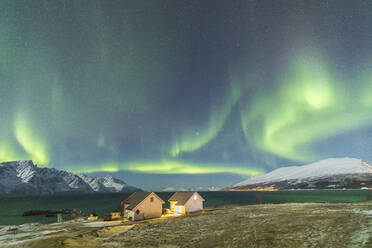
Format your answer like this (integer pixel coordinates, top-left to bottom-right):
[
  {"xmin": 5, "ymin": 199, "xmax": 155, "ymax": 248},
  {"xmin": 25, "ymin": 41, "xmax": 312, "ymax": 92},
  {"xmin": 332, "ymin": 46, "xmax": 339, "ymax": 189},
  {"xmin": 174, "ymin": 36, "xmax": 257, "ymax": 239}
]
[
  {"xmin": 1, "ymin": 160, "xmax": 36, "ymax": 183},
  {"xmin": 0, "ymin": 160, "xmax": 35, "ymax": 168},
  {"xmin": 0, "ymin": 160, "xmax": 141, "ymax": 195},
  {"xmin": 234, "ymin": 158, "xmax": 372, "ymax": 188},
  {"xmin": 100, "ymin": 175, "xmax": 127, "ymax": 191},
  {"xmin": 77, "ymin": 174, "xmax": 130, "ymax": 193}
]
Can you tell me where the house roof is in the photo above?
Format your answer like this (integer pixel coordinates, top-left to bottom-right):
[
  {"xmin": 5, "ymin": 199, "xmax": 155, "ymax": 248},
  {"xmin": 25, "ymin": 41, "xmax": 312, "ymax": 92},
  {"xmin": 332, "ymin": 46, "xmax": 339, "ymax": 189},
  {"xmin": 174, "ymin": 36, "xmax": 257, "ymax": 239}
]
[
  {"xmin": 168, "ymin": 192, "xmax": 204, "ymax": 205},
  {"xmin": 122, "ymin": 192, "xmax": 164, "ymax": 210}
]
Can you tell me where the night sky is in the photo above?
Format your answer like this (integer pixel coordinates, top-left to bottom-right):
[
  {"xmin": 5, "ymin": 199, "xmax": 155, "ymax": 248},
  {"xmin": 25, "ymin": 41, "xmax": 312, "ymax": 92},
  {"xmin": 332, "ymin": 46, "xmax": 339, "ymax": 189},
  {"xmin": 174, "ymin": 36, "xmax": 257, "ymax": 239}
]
[{"xmin": 1, "ymin": 1, "xmax": 372, "ymax": 189}]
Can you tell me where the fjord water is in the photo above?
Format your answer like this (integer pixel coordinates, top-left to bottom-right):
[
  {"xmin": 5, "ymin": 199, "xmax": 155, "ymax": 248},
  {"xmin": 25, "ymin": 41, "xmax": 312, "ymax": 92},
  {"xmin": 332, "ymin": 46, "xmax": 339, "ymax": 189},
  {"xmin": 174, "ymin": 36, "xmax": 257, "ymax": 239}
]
[{"xmin": 1, "ymin": 190, "xmax": 372, "ymax": 226}]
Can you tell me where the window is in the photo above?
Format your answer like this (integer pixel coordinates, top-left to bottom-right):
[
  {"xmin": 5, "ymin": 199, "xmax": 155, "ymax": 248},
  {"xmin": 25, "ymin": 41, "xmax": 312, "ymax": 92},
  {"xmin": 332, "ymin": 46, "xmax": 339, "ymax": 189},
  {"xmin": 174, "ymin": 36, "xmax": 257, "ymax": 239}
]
[
  {"xmin": 194, "ymin": 195, "xmax": 197, "ymax": 200},
  {"xmin": 150, "ymin": 197, "xmax": 154, "ymax": 202},
  {"xmin": 136, "ymin": 209, "xmax": 140, "ymax": 215}
]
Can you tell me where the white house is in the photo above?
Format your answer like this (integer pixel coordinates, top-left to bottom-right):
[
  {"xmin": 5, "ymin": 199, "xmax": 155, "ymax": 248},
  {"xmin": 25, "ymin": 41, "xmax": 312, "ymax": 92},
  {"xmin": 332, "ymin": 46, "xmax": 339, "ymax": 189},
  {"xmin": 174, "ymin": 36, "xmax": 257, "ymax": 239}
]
[
  {"xmin": 122, "ymin": 192, "xmax": 164, "ymax": 221},
  {"xmin": 168, "ymin": 192, "xmax": 205, "ymax": 215}
]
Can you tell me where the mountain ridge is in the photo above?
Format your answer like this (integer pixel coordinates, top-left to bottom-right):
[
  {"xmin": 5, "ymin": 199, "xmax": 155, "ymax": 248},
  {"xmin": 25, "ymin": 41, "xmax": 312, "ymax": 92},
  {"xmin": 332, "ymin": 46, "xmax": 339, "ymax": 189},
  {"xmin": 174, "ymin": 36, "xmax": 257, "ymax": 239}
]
[
  {"xmin": 231, "ymin": 158, "xmax": 372, "ymax": 190},
  {"xmin": 0, "ymin": 160, "xmax": 141, "ymax": 195}
]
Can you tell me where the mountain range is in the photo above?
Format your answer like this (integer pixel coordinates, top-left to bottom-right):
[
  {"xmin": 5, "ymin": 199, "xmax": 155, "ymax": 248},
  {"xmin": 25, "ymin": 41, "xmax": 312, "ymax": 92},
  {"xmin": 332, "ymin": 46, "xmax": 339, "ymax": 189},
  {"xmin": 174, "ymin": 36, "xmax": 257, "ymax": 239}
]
[
  {"xmin": 231, "ymin": 158, "xmax": 372, "ymax": 190},
  {"xmin": 0, "ymin": 160, "xmax": 141, "ymax": 195}
]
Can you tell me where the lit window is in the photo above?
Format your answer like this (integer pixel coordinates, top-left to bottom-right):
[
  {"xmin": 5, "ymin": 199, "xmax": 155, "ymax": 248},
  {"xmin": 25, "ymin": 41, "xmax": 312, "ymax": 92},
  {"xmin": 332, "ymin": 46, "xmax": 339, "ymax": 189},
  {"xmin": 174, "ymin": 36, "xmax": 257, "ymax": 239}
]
[{"xmin": 194, "ymin": 195, "xmax": 197, "ymax": 200}]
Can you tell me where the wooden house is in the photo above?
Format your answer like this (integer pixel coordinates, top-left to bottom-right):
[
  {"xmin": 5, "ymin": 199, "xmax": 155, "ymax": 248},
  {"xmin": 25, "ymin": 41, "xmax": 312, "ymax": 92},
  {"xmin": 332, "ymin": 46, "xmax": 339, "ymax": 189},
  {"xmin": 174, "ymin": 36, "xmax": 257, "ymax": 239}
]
[
  {"xmin": 168, "ymin": 192, "xmax": 205, "ymax": 215},
  {"xmin": 121, "ymin": 192, "xmax": 164, "ymax": 221}
]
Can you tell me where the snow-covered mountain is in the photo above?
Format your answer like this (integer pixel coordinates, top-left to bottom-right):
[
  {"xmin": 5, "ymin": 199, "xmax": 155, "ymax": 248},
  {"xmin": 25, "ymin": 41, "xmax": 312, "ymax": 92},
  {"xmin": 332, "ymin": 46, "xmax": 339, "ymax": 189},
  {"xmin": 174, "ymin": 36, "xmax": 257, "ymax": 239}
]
[
  {"xmin": 0, "ymin": 160, "xmax": 141, "ymax": 195},
  {"xmin": 78, "ymin": 174, "xmax": 140, "ymax": 193},
  {"xmin": 232, "ymin": 158, "xmax": 372, "ymax": 190}
]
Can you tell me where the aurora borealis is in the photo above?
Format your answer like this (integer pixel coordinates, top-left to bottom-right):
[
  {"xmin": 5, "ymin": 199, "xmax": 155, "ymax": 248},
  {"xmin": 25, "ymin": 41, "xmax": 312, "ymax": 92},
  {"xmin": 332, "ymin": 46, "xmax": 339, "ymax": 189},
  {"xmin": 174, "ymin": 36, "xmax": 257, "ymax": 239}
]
[{"xmin": 1, "ymin": 1, "xmax": 372, "ymax": 189}]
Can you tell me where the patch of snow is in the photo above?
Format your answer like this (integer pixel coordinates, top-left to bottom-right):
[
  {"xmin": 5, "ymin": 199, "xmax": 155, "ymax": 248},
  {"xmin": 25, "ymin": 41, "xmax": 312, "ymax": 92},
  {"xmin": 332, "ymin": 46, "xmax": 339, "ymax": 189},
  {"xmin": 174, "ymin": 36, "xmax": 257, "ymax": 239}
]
[
  {"xmin": 362, "ymin": 210, "xmax": 372, "ymax": 215},
  {"xmin": 349, "ymin": 220, "xmax": 372, "ymax": 248},
  {"xmin": 353, "ymin": 209, "xmax": 372, "ymax": 216},
  {"xmin": 0, "ymin": 224, "xmax": 66, "ymax": 247},
  {"xmin": 83, "ymin": 221, "xmax": 122, "ymax": 227}
]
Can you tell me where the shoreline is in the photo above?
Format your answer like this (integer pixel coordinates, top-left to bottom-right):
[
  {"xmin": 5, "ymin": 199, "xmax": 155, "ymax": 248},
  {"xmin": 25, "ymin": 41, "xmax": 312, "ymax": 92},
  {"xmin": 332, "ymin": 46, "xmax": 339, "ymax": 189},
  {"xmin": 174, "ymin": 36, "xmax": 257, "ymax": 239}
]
[
  {"xmin": 2, "ymin": 202, "xmax": 372, "ymax": 247},
  {"xmin": 1, "ymin": 187, "xmax": 372, "ymax": 197},
  {"xmin": 3, "ymin": 189, "xmax": 372, "ymax": 227}
]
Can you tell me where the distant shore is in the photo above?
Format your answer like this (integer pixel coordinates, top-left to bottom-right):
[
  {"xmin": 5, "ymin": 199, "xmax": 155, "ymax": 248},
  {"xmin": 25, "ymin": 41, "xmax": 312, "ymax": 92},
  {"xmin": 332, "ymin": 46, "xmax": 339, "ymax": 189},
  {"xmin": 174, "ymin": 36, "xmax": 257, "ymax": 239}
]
[{"xmin": 2, "ymin": 202, "xmax": 372, "ymax": 248}]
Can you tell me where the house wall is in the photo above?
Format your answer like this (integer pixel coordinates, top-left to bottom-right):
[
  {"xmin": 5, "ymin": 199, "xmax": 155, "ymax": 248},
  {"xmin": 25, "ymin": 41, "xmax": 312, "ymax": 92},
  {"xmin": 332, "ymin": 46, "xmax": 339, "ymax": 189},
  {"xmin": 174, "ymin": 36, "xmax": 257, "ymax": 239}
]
[
  {"xmin": 111, "ymin": 212, "xmax": 121, "ymax": 219},
  {"xmin": 124, "ymin": 209, "xmax": 130, "ymax": 218},
  {"xmin": 184, "ymin": 193, "xmax": 203, "ymax": 213},
  {"xmin": 123, "ymin": 204, "xmax": 130, "ymax": 217},
  {"xmin": 133, "ymin": 193, "xmax": 163, "ymax": 221},
  {"xmin": 128, "ymin": 211, "xmax": 135, "ymax": 221},
  {"xmin": 179, "ymin": 205, "xmax": 186, "ymax": 215}
]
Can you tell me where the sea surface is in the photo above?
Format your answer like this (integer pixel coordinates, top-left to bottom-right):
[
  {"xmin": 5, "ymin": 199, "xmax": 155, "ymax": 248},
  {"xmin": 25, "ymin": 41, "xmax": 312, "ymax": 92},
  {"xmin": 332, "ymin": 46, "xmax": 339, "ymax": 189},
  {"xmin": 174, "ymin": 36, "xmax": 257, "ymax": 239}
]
[{"xmin": 1, "ymin": 190, "xmax": 372, "ymax": 226}]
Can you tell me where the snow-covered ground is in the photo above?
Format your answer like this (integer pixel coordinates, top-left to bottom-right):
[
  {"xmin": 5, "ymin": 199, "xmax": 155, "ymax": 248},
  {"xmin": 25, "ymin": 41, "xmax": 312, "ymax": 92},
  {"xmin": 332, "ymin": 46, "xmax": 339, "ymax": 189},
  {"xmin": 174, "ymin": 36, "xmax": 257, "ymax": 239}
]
[
  {"xmin": 0, "ymin": 222, "xmax": 67, "ymax": 246},
  {"xmin": 0, "ymin": 218, "xmax": 133, "ymax": 247}
]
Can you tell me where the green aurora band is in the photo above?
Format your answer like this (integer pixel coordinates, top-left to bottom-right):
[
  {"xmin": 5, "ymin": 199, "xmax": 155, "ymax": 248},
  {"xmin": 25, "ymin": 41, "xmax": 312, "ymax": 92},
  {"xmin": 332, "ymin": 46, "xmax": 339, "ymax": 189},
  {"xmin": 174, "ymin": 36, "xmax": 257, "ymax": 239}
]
[
  {"xmin": 241, "ymin": 48, "xmax": 372, "ymax": 162},
  {"xmin": 1, "ymin": 1, "xmax": 372, "ymax": 179},
  {"xmin": 2, "ymin": 44, "xmax": 372, "ymax": 175},
  {"xmin": 69, "ymin": 160, "xmax": 263, "ymax": 176},
  {"xmin": 14, "ymin": 113, "xmax": 49, "ymax": 165},
  {"xmin": 169, "ymin": 82, "xmax": 241, "ymax": 157}
]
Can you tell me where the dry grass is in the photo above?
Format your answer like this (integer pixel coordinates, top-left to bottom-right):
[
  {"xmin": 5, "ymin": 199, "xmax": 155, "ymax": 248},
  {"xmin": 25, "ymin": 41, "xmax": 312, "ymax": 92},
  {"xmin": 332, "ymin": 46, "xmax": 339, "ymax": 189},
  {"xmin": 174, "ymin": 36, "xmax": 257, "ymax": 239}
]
[
  {"xmin": 98, "ymin": 203, "xmax": 372, "ymax": 248},
  {"xmin": 5, "ymin": 203, "xmax": 372, "ymax": 248}
]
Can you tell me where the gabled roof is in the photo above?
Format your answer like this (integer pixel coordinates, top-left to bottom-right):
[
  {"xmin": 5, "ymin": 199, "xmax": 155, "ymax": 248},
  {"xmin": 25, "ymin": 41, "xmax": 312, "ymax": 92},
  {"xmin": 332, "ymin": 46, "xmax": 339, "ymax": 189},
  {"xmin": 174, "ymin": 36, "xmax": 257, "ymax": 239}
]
[
  {"xmin": 168, "ymin": 192, "xmax": 204, "ymax": 205},
  {"xmin": 122, "ymin": 192, "xmax": 164, "ymax": 210}
]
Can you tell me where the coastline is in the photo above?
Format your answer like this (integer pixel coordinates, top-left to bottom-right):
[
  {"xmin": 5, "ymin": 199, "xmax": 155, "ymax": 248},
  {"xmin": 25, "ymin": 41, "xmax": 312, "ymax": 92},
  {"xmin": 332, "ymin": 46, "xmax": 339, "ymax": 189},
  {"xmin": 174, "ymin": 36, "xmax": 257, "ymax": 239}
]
[
  {"xmin": 2, "ymin": 202, "xmax": 372, "ymax": 248},
  {"xmin": 3, "ymin": 190, "xmax": 372, "ymax": 226}
]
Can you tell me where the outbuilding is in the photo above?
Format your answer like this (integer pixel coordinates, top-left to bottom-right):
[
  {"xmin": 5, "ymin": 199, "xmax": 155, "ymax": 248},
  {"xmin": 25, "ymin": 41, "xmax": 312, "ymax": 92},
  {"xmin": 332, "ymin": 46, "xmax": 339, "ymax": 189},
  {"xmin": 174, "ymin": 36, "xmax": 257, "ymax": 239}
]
[
  {"xmin": 168, "ymin": 192, "xmax": 204, "ymax": 215},
  {"xmin": 122, "ymin": 192, "xmax": 164, "ymax": 221}
]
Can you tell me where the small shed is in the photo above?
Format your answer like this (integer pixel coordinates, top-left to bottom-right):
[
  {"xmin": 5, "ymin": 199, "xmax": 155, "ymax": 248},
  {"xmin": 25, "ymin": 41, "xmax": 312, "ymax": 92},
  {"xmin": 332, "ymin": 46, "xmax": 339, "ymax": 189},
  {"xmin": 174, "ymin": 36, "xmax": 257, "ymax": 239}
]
[
  {"xmin": 168, "ymin": 192, "xmax": 205, "ymax": 215},
  {"xmin": 121, "ymin": 192, "xmax": 164, "ymax": 221}
]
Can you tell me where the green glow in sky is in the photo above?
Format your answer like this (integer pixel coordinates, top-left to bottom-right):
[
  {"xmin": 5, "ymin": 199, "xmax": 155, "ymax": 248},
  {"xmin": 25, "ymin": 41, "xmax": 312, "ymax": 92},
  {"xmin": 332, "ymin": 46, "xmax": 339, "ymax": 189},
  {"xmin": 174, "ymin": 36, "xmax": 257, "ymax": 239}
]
[
  {"xmin": 14, "ymin": 113, "xmax": 49, "ymax": 166},
  {"xmin": 241, "ymin": 48, "xmax": 372, "ymax": 162},
  {"xmin": 1, "ymin": 1, "xmax": 372, "ymax": 186},
  {"xmin": 361, "ymin": 71, "xmax": 372, "ymax": 107},
  {"xmin": 0, "ymin": 142, "xmax": 24, "ymax": 162},
  {"xmin": 71, "ymin": 159, "xmax": 263, "ymax": 176},
  {"xmin": 170, "ymin": 83, "xmax": 241, "ymax": 157}
]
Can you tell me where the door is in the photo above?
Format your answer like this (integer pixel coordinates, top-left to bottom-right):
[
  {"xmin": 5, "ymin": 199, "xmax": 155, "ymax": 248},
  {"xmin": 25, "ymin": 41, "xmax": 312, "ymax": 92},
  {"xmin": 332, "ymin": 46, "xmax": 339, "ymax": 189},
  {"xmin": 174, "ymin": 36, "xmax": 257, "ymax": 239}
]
[{"xmin": 176, "ymin": 206, "xmax": 183, "ymax": 214}]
